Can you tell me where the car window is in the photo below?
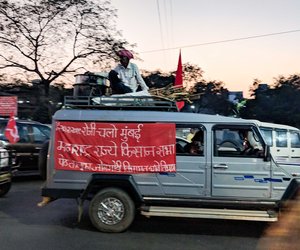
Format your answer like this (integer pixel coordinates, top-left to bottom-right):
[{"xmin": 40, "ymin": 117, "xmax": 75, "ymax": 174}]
[
  {"xmin": 275, "ymin": 129, "xmax": 287, "ymax": 148},
  {"xmin": 0, "ymin": 121, "xmax": 50, "ymax": 143},
  {"xmin": 0, "ymin": 121, "xmax": 30, "ymax": 142},
  {"xmin": 32, "ymin": 125, "xmax": 50, "ymax": 143},
  {"xmin": 38, "ymin": 125, "xmax": 51, "ymax": 137},
  {"xmin": 214, "ymin": 126, "xmax": 263, "ymax": 158},
  {"xmin": 17, "ymin": 124, "xmax": 30, "ymax": 143},
  {"xmin": 291, "ymin": 131, "xmax": 300, "ymax": 148},
  {"xmin": 176, "ymin": 126, "xmax": 204, "ymax": 156}
]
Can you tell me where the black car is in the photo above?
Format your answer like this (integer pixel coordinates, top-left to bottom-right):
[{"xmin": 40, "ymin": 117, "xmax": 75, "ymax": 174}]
[
  {"xmin": 0, "ymin": 147, "xmax": 17, "ymax": 197},
  {"xmin": 0, "ymin": 119, "xmax": 51, "ymax": 178}
]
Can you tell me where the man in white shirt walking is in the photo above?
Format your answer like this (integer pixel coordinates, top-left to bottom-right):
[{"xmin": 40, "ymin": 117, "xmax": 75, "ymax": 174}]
[{"xmin": 109, "ymin": 49, "xmax": 149, "ymax": 94}]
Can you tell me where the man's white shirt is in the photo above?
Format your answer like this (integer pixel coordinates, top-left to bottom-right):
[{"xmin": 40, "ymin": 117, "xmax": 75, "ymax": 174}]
[{"xmin": 114, "ymin": 62, "xmax": 149, "ymax": 92}]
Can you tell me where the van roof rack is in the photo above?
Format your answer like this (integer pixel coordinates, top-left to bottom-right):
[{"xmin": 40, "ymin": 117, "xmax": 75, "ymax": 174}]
[{"xmin": 63, "ymin": 96, "xmax": 178, "ymax": 112}]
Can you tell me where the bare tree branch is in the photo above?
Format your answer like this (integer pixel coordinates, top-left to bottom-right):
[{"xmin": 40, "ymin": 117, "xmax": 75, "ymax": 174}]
[{"xmin": 0, "ymin": 0, "xmax": 132, "ymax": 96}]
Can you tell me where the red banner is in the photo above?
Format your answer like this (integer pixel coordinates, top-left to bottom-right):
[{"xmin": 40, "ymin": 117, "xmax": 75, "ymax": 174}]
[
  {"xmin": 54, "ymin": 121, "xmax": 176, "ymax": 173},
  {"xmin": 0, "ymin": 96, "xmax": 18, "ymax": 116}
]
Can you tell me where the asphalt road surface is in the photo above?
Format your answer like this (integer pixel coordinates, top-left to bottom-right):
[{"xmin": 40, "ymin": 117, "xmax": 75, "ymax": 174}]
[{"xmin": 0, "ymin": 176, "xmax": 270, "ymax": 250}]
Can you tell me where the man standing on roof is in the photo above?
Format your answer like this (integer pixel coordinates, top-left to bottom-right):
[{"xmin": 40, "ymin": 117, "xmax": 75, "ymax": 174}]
[{"xmin": 108, "ymin": 49, "xmax": 149, "ymax": 94}]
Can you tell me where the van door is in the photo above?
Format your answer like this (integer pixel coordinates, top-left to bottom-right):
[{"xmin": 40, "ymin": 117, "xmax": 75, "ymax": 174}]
[
  {"xmin": 212, "ymin": 125, "xmax": 271, "ymax": 198},
  {"xmin": 156, "ymin": 125, "xmax": 207, "ymax": 197}
]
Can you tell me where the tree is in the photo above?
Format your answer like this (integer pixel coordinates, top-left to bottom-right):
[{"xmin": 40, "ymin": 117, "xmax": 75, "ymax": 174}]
[
  {"xmin": 240, "ymin": 74, "xmax": 300, "ymax": 128},
  {"xmin": 182, "ymin": 63, "xmax": 204, "ymax": 89},
  {"xmin": 143, "ymin": 63, "xmax": 234, "ymax": 115},
  {"xmin": 190, "ymin": 80, "xmax": 235, "ymax": 116},
  {"xmin": 0, "ymin": 0, "xmax": 129, "ymax": 96},
  {"xmin": 143, "ymin": 70, "xmax": 174, "ymax": 88},
  {"xmin": 143, "ymin": 63, "xmax": 204, "ymax": 89}
]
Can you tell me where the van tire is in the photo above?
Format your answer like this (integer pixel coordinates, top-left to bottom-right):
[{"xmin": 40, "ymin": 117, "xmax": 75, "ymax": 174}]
[
  {"xmin": 89, "ymin": 188, "xmax": 135, "ymax": 233},
  {"xmin": 0, "ymin": 182, "xmax": 11, "ymax": 197},
  {"xmin": 38, "ymin": 140, "xmax": 49, "ymax": 180}
]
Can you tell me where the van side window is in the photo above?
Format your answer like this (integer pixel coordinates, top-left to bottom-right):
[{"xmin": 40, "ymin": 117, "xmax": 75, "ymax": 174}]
[
  {"xmin": 176, "ymin": 126, "xmax": 204, "ymax": 156},
  {"xmin": 275, "ymin": 129, "xmax": 287, "ymax": 147},
  {"xmin": 214, "ymin": 127, "xmax": 263, "ymax": 158},
  {"xmin": 260, "ymin": 127, "xmax": 273, "ymax": 146},
  {"xmin": 291, "ymin": 131, "xmax": 300, "ymax": 148}
]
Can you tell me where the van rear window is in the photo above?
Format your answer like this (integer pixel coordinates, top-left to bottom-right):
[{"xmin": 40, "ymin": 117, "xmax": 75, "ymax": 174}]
[
  {"xmin": 291, "ymin": 131, "xmax": 300, "ymax": 148},
  {"xmin": 275, "ymin": 129, "xmax": 287, "ymax": 148}
]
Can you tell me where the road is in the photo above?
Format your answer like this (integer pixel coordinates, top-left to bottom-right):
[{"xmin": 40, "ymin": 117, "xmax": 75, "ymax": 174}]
[{"xmin": 0, "ymin": 176, "xmax": 269, "ymax": 250}]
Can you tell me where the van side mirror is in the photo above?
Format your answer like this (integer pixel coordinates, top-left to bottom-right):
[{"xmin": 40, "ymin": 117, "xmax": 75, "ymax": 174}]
[{"xmin": 263, "ymin": 145, "xmax": 271, "ymax": 162}]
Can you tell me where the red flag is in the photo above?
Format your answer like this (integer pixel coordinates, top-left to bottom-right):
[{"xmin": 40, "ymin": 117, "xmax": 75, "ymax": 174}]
[
  {"xmin": 175, "ymin": 50, "xmax": 183, "ymax": 86},
  {"xmin": 5, "ymin": 113, "xmax": 19, "ymax": 144},
  {"xmin": 174, "ymin": 50, "xmax": 185, "ymax": 110}
]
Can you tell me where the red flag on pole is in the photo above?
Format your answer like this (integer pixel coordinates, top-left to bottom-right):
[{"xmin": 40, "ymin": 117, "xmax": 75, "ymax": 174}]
[
  {"xmin": 175, "ymin": 51, "xmax": 183, "ymax": 86},
  {"xmin": 5, "ymin": 113, "xmax": 19, "ymax": 144},
  {"xmin": 174, "ymin": 50, "xmax": 185, "ymax": 110}
]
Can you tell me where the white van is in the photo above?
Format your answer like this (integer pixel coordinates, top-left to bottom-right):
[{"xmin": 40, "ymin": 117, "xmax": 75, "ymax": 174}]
[
  {"xmin": 40, "ymin": 97, "xmax": 300, "ymax": 233},
  {"xmin": 258, "ymin": 122, "xmax": 300, "ymax": 168}
]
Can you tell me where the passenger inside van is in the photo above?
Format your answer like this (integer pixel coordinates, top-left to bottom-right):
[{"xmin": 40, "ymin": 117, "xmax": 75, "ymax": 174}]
[
  {"xmin": 186, "ymin": 128, "xmax": 197, "ymax": 142},
  {"xmin": 240, "ymin": 130, "xmax": 263, "ymax": 156},
  {"xmin": 215, "ymin": 128, "xmax": 264, "ymax": 157},
  {"xmin": 184, "ymin": 130, "xmax": 204, "ymax": 155}
]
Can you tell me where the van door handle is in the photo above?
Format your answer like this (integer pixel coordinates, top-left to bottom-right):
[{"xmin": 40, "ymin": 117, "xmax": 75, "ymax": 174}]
[{"xmin": 213, "ymin": 164, "xmax": 228, "ymax": 169}]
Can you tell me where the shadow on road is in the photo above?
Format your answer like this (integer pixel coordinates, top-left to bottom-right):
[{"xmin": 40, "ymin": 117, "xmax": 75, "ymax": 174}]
[
  {"xmin": 129, "ymin": 215, "xmax": 268, "ymax": 237},
  {"xmin": 12, "ymin": 171, "xmax": 42, "ymax": 182},
  {"xmin": 75, "ymin": 212, "xmax": 268, "ymax": 238}
]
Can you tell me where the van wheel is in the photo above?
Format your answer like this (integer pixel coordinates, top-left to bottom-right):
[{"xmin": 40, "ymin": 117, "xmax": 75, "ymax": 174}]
[
  {"xmin": 0, "ymin": 182, "xmax": 11, "ymax": 197},
  {"xmin": 38, "ymin": 140, "xmax": 49, "ymax": 180},
  {"xmin": 89, "ymin": 188, "xmax": 135, "ymax": 233}
]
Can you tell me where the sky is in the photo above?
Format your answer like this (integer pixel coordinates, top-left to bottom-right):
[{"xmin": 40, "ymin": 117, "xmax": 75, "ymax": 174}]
[{"xmin": 110, "ymin": 0, "xmax": 300, "ymax": 96}]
